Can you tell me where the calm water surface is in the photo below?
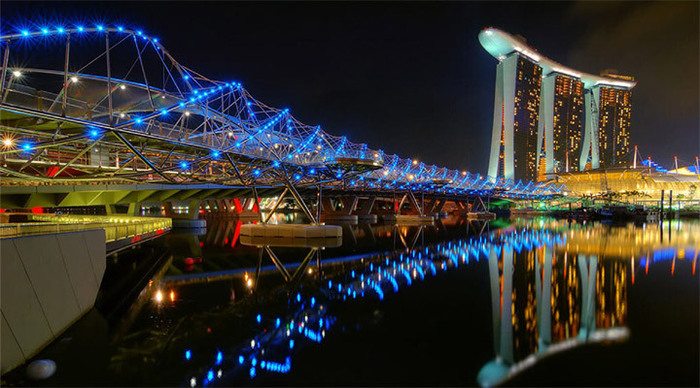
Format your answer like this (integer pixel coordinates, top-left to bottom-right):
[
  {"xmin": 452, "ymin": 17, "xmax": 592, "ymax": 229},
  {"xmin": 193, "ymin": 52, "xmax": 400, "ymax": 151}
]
[{"xmin": 10, "ymin": 217, "xmax": 699, "ymax": 386}]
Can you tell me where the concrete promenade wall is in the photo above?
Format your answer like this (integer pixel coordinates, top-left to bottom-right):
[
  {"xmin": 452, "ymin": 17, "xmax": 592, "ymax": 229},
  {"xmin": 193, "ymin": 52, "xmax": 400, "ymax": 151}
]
[{"xmin": 1, "ymin": 229, "xmax": 106, "ymax": 374}]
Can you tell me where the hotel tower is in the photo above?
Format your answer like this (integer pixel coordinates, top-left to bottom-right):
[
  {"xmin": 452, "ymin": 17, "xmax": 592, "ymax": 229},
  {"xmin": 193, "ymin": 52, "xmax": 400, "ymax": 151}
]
[{"xmin": 479, "ymin": 28, "xmax": 636, "ymax": 182}]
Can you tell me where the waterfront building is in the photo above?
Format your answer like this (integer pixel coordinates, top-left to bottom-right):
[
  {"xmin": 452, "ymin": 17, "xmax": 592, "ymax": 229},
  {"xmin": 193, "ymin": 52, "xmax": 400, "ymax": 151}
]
[
  {"xmin": 479, "ymin": 28, "xmax": 636, "ymax": 181},
  {"xmin": 543, "ymin": 73, "xmax": 584, "ymax": 175}
]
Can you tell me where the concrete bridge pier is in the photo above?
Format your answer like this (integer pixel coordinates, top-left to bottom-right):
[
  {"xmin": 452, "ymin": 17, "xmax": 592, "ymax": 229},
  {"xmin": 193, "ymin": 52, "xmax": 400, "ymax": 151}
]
[
  {"xmin": 381, "ymin": 191, "xmax": 434, "ymax": 224},
  {"xmin": 203, "ymin": 197, "xmax": 260, "ymax": 221},
  {"xmin": 164, "ymin": 200, "xmax": 206, "ymax": 228},
  {"xmin": 319, "ymin": 195, "xmax": 358, "ymax": 223},
  {"xmin": 353, "ymin": 196, "xmax": 378, "ymax": 223}
]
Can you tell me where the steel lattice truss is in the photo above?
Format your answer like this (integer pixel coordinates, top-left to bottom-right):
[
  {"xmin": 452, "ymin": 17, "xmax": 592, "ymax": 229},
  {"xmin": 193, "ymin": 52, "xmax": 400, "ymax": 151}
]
[{"xmin": 0, "ymin": 23, "xmax": 561, "ymax": 199}]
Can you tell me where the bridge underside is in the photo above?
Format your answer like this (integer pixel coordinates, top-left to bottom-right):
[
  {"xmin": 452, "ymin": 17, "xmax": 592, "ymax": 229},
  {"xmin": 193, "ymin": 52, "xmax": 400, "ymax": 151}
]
[{"xmin": 0, "ymin": 183, "xmax": 491, "ymax": 222}]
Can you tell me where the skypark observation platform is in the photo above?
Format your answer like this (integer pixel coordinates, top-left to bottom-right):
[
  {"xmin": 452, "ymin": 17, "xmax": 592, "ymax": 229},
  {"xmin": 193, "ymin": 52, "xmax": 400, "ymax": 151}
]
[
  {"xmin": 0, "ymin": 21, "xmax": 560, "ymax": 223},
  {"xmin": 478, "ymin": 27, "xmax": 636, "ymax": 89}
]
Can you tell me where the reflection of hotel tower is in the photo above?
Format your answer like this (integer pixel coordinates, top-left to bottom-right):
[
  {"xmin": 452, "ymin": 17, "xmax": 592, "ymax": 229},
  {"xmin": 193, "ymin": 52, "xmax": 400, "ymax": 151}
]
[
  {"xmin": 479, "ymin": 28, "xmax": 636, "ymax": 181},
  {"xmin": 479, "ymin": 234, "xmax": 629, "ymax": 387}
]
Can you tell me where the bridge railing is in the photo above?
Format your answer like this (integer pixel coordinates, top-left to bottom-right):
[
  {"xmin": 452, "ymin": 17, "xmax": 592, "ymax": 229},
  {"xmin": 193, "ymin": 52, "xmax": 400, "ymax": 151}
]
[{"xmin": 0, "ymin": 214, "xmax": 171, "ymax": 242}]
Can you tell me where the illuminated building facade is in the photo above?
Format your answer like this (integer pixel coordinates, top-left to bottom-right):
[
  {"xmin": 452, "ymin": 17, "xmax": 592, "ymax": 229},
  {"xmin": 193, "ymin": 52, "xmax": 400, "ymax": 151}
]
[
  {"xmin": 539, "ymin": 73, "xmax": 584, "ymax": 175},
  {"xmin": 479, "ymin": 28, "xmax": 636, "ymax": 181},
  {"xmin": 485, "ymin": 50, "xmax": 542, "ymax": 182},
  {"xmin": 596, "ymin": 86, "xmax": 632, "ymax": 168}
]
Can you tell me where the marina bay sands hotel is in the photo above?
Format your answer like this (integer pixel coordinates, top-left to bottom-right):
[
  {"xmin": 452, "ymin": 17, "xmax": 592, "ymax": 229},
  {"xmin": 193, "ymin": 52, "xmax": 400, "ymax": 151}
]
[{"xmin": 479, "ymin": 28, "xmax": 636, "ymax": 182}]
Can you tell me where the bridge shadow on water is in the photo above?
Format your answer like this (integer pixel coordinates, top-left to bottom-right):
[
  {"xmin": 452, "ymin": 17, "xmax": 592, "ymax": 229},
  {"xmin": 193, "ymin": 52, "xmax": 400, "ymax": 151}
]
[{"xmin": 3, "ymin": 216, "xmax": 698, "ymax": 387}]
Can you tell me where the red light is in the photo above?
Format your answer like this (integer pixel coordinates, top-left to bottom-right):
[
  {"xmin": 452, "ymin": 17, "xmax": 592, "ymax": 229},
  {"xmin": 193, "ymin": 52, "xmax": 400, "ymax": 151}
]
[
  {"xmin": 231, "ymin": 220, "xmax": 242, "ymax": 247},
  {"xmin": 199, "ymin": 241, "xmax": 204, "ymax": 247},
  {"xmin": 184, "ymin": 257, "xmax": 195, "ymax": 265},
  {"xmin": 46, "ymin": 166, "xmax": 59, "ymax": 177},
  {"xmin": 233, "ymin": 198, "xmax": 243, "ymax": 213},
  {"xmin": 31, "ymin": 207, "xmax": 44, "ymax": 214}
]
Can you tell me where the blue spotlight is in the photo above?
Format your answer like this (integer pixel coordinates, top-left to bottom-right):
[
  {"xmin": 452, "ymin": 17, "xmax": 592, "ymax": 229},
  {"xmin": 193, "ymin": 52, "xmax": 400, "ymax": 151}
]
[
  {"xmin": 96, "ymin": 24, "xmax": 104, "ymax": 31},
  {"xmin": 134, "ymin": 117, "xmax": 143, "ymax": 124},
  {"xmin": 21, "ymin": 142, "xmax": 33, "ymax": 152},
  {"xmin": 20, "ymin": 29, "xmax": 29, "ymax": 37},
  {"xmin": 76, "ymin": 25, "xmax": 85, "ymax": 32},
  {"xmin": 211, "ymin": 150, "xmax": 220, "ymax": 159},
  {"xmin": 253, "ymin": 169, "xmax": 261, "ymax": 177},
  {"xmin": 87, "ymin": 128, "xmax": 100, "ymax": 139},
  {"xmin": 57, "ymin": 27, "xmax": 65, "ymax": 34},
  {"xmin": 117, "ymin": 26, "xmax": 124, "ymax": 32},
  {"xmin": 160, "ymin": 109, "xmax": 168, "ymax": 116},
  {"xmin": 179, "ymin": 161, "xmax": 189, "ymax": 170},
  {"xmin": 184, "ymin": 349, "xmax": 192, "ymax": 360},
  {"xmin": 41, "ymin": 27, "xmax": 49, "ymax": 35}
]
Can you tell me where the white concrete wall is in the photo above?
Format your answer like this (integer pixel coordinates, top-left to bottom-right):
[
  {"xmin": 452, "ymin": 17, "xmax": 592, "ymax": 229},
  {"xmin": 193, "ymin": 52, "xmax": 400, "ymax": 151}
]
[{"xmin": 1, "ymin": 229, "xmax": 106, "ymax": 374}]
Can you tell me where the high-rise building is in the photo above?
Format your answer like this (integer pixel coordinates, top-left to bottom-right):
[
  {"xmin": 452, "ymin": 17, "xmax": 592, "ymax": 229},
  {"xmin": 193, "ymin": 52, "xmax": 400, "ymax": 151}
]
[
  {"xmin": 598, "ymin": 85, "xmax": 633, "ymax": 168},
  {"xmin": 479, "ymin": 27, "xmax": 636, "ymax": 181},
  {"xmin": 540, "ymin": 73, "xmax": 584, "ymax": 175},
  {"xmin": 485, "ymin": 49, "xmax": 542, "ymax": 182},
  {"xmin": 580, "ymin": 79, "xmax": 635, "ymax": 171}
]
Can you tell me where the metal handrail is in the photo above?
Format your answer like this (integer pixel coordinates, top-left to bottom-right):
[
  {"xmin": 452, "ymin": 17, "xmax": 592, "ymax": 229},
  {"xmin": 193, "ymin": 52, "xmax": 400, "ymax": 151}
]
[{"xmin": 0, "ymin": 214, "xmax": 171, "ymax": 241}]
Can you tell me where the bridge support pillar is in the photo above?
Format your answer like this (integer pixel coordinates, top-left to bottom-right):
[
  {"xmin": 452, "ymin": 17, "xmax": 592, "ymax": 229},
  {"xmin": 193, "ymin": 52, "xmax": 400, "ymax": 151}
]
[
  {"xmin": 321, "ymin": 195, "xmax": 359, "ymax": 223},
  {"xmin": 104, "ymin": 204, "xmax": 118, "ymax": 215},
  {"xmin": 127, "ymin": 202, "xmax": 142, "ymax": 216},
  {"xmin": 164, "ymin": 200, "xmax": 206, "ymax": 228},
  {"xmin": 380, "ymin": 191, "xmax": 433, "ymax": 224},
  {"xmin": 354, "ymin": 196, "xmax": 378, "ymax": 223}
]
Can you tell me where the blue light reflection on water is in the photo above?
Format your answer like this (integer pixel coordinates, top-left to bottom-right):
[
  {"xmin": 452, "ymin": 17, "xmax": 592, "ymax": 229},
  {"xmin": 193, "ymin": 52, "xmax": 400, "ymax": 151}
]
[
  {"xmin": 168, "ymin": 219, "xmax": 698, "ymax": 386},
  {"xmin": 178, "ymin": 227, "xmax": 570, "ymax": 386},
  {"xmin": 13, "ymin": 218, "xmax": 697, "ymax": 387}
]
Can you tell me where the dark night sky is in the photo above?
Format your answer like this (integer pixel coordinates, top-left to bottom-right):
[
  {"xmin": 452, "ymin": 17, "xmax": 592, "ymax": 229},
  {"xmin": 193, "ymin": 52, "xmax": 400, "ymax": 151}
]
[{"xmin": 2, "ymin": 1, "xmax": 698, "ymax": 173}]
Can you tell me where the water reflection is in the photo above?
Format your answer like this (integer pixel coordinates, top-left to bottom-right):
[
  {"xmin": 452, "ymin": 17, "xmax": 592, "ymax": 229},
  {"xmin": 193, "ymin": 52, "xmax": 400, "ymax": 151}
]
[
  {"xmin": 142, "ymin": 219, "xmax": 694, "ymax": 386},
  {"xmin": 12, "ymin": 217, "xmax": 697, "ymax": 387}
]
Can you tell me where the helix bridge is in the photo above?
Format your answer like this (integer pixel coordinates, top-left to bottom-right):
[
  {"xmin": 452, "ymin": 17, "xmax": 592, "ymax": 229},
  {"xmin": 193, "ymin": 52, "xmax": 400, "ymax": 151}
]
[{"xmin": 0, "ymin": 21, "xmax": 561, "ymax": 216}]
